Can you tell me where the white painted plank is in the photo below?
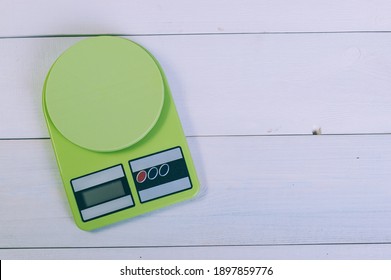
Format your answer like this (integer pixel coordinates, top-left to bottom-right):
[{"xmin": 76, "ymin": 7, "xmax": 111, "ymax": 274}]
[
  {"xmin": 2, "ymin": 244, "xmax": 391, "ymax": 260},
  {"xmin": 1, "ymin": 136, "xmax": 391, "ymax": 248},
  {"xmin": 2, "ymin": 1, "xmax": 391, "ymax": 37},
  {"xmin": 2, "ymin": 34, "xmax": 391, "ymax": 138}
]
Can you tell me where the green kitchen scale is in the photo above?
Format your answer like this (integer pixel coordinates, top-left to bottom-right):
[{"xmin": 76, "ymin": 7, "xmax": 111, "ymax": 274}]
[{"xmin": 42, "ymin": 36, "xmax": 199, "ymax": 231}]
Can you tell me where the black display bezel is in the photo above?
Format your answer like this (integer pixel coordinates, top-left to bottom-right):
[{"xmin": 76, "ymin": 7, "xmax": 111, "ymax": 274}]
[{"xmin": 70, "ymin": 164, "xmax": 134, "ymax": 222}]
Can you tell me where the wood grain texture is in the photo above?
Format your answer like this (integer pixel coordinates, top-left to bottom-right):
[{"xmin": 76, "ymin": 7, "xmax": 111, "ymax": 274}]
[
  {"xmin": 1, "ymin": 136, "xmax": 391, "ymax": 250},
  {"xmin": 2, "ymin": 244, "xmax": 391, "ymax": 260},
  {"xmin": 2, "ymin": 0, "xmax": 391, "ymax": 37},
  {"xmin": 2, "ymin": 34, "xmax": 391, "ymax": 138},
  {"xmin": 2, "ymin": 1, "xmax": 391, "ymax": 260}
]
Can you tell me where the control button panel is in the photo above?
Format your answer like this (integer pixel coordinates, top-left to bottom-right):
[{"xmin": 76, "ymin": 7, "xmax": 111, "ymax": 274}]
[{"xmin": 129, "ymin": 147, "xmax": 192, "ymax": 203}]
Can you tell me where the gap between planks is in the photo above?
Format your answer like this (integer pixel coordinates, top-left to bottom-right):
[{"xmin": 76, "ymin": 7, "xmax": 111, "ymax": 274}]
[{"xmin": 3, "ymin": 30, "xmax": 391, "ymax": 40}]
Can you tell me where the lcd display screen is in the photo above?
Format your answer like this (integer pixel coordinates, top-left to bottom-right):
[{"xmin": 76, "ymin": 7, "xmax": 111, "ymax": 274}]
[{"xmin": 81, "ymin": 179, "xmax": 126, "ymax": 208}]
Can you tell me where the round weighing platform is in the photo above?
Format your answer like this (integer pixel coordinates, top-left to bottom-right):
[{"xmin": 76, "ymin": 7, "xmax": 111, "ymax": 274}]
[{"xmin": 44, "ymin": 36, "xmax": 164, "ymax": 152}]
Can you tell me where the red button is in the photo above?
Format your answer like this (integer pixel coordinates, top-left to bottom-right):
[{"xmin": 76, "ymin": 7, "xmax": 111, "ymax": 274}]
[{"xmin": 136, "ymin": 170, "xmax": 147, "ymax": 183}]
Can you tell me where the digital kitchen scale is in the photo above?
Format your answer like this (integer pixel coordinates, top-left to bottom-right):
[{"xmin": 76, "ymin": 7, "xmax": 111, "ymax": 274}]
[{"xmin": 42, "ymin": 36, "xmax": 199, "ymax": 231}]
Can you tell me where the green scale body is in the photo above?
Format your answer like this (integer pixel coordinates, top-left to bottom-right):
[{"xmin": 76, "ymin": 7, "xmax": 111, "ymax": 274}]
[{"xmin": 42, "ymin": 36, "xmax": 199, "ymax": 231}]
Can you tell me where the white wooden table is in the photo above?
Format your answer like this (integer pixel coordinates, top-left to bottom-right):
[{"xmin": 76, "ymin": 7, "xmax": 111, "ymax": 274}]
[{"xmin": 1, "ymin": 1, "xmax": 391, "ymax": 259}]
